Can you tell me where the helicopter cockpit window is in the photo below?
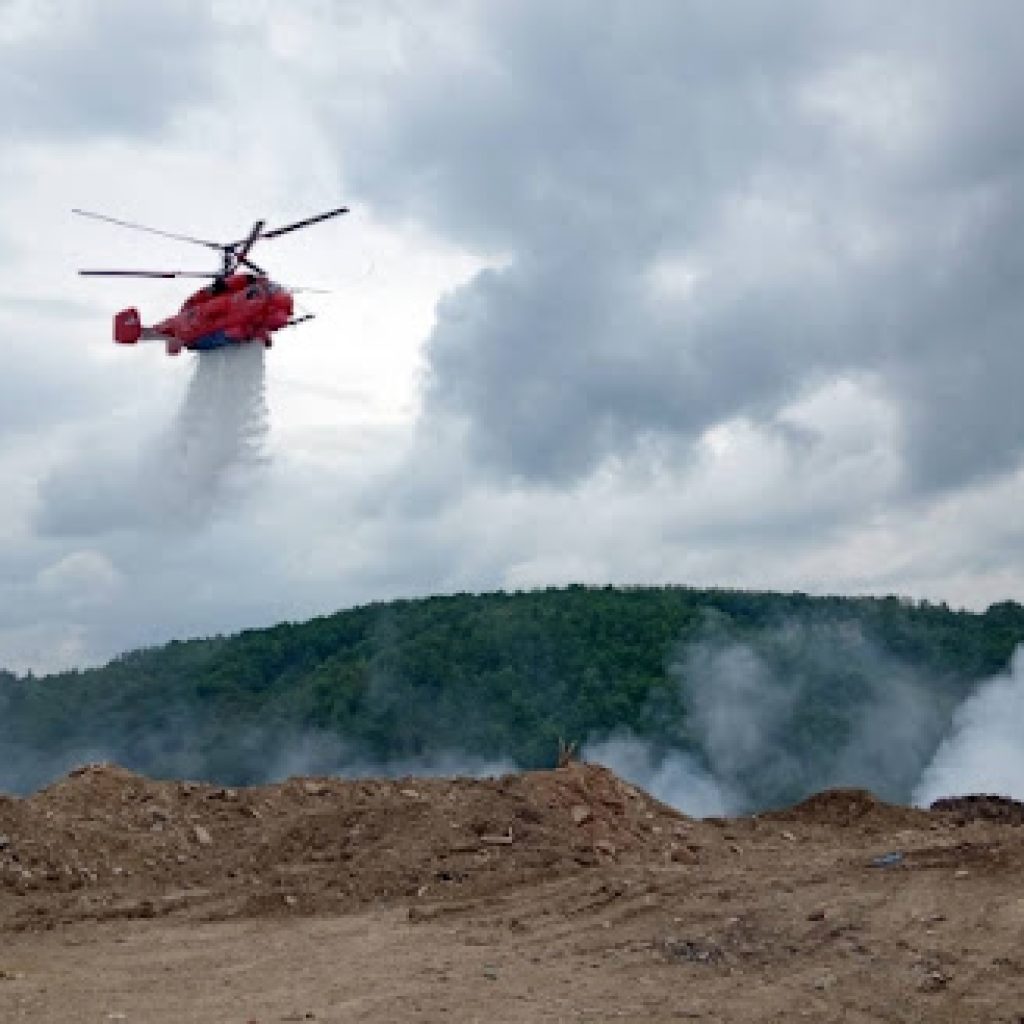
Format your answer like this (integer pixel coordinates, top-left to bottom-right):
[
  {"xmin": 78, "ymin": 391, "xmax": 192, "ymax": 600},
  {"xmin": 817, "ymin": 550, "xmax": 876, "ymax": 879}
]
[{"xmin": 244, "ymin": 284, "xmax": 264, "ymax": 300}]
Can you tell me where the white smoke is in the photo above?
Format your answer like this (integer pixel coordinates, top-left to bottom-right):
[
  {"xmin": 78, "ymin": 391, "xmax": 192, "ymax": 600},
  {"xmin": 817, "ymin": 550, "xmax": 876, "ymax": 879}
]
[
  {"xmin": 264, "ymin": 729, "xmax": 517, "ymax": 783},
  {"xmin": 681, "ymin": 639, "xmax": 804, "ymax": 801},
  {"xmin": 913, "ymin": 645, "xmax": 1024, "ymax": 805},
  {"xmin": 583, "ymin": 620, "xmax": 951, "ymax": 816},
  {"xmin": 675, "ymin": 620, "xmax": 950, "ymax": 809},
  {"xmin": 583, "ymin": 731, "xmax": 735, "ymax": 817}
]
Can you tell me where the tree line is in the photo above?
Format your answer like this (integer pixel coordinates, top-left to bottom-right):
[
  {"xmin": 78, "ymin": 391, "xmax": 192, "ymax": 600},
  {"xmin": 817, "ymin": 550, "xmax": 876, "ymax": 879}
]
[{"xmin": 1, "ymin": 586, "xmax": 1021, "ymax": 802}]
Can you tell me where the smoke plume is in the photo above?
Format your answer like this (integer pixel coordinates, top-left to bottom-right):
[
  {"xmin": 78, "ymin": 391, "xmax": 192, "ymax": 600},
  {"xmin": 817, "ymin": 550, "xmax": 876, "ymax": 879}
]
[
  {"xmin": 913, "ymin": 645, "xmax": 1024, "ymax": 805},
  {"xmin": 586, "ymin": 616, "xmax": 957, "ymax": 815},
  {"xmin": 674, "ymin": 618, "xmax": 949, "ymax": 811},
  {"xmin": 583, "ymin": 731, "xmax": 735, "ymax": 817}
]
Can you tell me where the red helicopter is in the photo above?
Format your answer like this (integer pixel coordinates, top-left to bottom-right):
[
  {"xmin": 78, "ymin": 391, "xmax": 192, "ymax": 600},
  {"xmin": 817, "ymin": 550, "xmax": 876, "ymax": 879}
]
[{"xmin": 74, "ymin": 206, "xmax": 347, "ymax": 355}]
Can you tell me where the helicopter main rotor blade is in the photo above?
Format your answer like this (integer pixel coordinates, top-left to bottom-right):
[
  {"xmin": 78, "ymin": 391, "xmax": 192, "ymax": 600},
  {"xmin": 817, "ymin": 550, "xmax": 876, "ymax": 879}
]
[
  {"xmin": 240, "ymin": 257, "xmax": 269, "ymax": 276},
  {"xmin": 233, "ymin": 220, "xmax": 266, "ymax": 267},
  {"xmin": 79, "ymin": 269, "xmax": 220, "ymax": 279},
  {"xmin": 72, "ymin": 209, "xmax": 223, "ymax": 251},
  {"xmin": 260, "ymin": 207, "xmax": 349, "ymax": 240}
]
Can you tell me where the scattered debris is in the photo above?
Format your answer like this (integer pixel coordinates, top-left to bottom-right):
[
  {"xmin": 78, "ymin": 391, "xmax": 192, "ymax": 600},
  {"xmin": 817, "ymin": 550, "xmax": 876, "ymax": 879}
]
[
  {"xmin": 479, "ymin": 829, "xmax": 514, "ymax": 845},
  {"xmin": 658, "ymin": 938, "xmax": 724, "ymax": 966},
  {"xmin": 557, "ymin": 738, "xmax": 578, "ymax": 768},
  {"xmin": 870, "ymin": 852, "xmax": 904, "ymax": 868}
]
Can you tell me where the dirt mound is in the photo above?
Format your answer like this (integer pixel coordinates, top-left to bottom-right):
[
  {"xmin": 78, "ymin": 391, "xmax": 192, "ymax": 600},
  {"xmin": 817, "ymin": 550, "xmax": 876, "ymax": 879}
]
[
  {"xmin": 6, "ymin": 768, "xmax": 1024, "ymax": 1021},
  {"xmin": 764, "ymin": 787, "xmax": 930, "ymax": 828},
  {"xmin": 930, "ymin": 793, "xmax": 1024, "ymax": 825},
  {"xmin": 0, "ymin": 760, "xmax": 689, "ymax": 932}
]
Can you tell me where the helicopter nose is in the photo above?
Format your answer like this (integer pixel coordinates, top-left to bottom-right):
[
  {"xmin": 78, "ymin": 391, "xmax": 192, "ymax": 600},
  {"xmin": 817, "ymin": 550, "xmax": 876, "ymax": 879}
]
[
  {"xmin": 270, "ymin": 290, "xmax": 293, "ymax": 316},
  {"xmin": 266, "ymin": 289, "xmax": 294, "ymax": 330}
]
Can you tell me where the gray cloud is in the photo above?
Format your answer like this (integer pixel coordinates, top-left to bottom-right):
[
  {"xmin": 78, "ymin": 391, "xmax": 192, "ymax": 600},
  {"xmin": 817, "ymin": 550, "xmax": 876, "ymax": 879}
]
[
  {"xmin": 0, "ymin": 0, "xmax": 226, "ymax": 141},
  {"xmin": 329, "ymin": 1, "xmax": 1024, "ymax": 493}
]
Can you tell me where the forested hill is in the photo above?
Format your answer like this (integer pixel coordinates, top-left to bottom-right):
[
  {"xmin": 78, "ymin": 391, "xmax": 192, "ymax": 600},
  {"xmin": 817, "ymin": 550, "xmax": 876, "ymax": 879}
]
[{"xmin": 1, "ymin": 586, "xmax": 1023, "ymax": 805}]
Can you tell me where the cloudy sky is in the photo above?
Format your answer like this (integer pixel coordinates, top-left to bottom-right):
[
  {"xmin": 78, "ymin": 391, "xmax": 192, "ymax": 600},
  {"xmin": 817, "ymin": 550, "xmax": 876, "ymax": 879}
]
[{"xmin": 2, "ymin": 0, "xmax": 1023, "ymax": 674}]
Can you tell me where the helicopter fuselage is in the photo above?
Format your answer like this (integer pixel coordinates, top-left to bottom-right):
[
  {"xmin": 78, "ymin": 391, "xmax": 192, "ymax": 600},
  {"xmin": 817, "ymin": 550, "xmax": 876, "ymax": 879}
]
[{"xmin": 114, "ymin": 274, "xmax": 294, "ymax": 355}]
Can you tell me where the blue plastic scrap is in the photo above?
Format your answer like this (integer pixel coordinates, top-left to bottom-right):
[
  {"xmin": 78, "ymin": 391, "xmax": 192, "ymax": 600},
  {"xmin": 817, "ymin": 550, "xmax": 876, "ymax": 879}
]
[{"xmin": 869, "ymin": 852, "xmax": 904, "ymax": 868}]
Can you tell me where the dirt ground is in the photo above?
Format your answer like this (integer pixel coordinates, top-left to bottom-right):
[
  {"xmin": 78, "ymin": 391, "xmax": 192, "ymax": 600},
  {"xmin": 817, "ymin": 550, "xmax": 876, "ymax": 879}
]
[{"xmin": 1, "ymin": 762, "xmax": 1022, "ymax": 1022}]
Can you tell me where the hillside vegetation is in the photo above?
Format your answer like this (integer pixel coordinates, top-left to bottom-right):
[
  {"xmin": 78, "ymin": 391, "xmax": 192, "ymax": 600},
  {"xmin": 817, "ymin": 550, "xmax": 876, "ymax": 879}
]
[{"xmin": 1, "ymin": 586, "xmax": 1022, "ymax": 805}]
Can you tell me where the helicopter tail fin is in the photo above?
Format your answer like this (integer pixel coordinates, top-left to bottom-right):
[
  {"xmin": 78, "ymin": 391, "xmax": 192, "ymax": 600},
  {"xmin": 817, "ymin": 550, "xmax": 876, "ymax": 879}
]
[{"xmin": 114, "ymin": 308, "xmax": 142, "ymax": 344}]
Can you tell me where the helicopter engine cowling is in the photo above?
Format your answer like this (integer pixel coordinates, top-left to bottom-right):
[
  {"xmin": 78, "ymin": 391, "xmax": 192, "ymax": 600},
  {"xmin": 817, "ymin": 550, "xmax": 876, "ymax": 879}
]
[{"xmin": 113, "ymin": 308, "xmax": 142, "ymax": 344}]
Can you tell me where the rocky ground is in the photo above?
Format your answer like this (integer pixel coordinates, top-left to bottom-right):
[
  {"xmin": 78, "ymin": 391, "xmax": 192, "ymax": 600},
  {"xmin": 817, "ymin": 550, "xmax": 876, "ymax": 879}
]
[{"xmin": 1, "ymin": 762, "xmax": 1022, "ymax": 1022}]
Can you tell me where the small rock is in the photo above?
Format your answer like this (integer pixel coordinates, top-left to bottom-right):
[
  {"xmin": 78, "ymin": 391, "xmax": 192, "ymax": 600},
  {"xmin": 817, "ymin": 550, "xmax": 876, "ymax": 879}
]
[
  {"xmin": 399, "ymin": 788, "xmax": 420, "ymax": 799},
  {"xmin": 919, "ymin": 969, "xmax": 950, "ymax": 992},
  {"xmin": 302, "ymin": 781, "xmax": 327, "ymax": 797},
  {"xmin": 193, "ymin": 825, "xmax": 213, "ymax": 847},
  {"xmin": 571, "ymin": 804, "xmax": 593, "ymax": 826},
  {"xmin": 283, "ymin": 894, "xmax": 297, "ymax": 907},
  {"xmin": 0, "ymin": 835, "xmax": 10, "ymax": 850},
  {"xmin": 594, "ymin": 839, "xmax": 616, "ymax": 857},
  {"xmin": 670, "ymin": 846, "xmax": 698, "ymax": 865},
  {"xmin": 813, "ymin": 973, "xmax": 837, "ymax": 991},
  {"xmin": 954, "ymin": 869, "xmax": 969, "ymax": 879},
  {"xmin": 807, "ymin": 909, "xmax": 826, "ymax": 921},
  {"xmin": 781, "ymin": 830, "xmax": 797, "ymax": 842}
]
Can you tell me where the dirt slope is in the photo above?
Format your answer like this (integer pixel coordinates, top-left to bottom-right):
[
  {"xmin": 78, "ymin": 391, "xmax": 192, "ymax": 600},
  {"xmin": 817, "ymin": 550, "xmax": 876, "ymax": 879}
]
[{"xmin": 1, "ymin": 763, "xmax": 1023, "ymax": 1022}]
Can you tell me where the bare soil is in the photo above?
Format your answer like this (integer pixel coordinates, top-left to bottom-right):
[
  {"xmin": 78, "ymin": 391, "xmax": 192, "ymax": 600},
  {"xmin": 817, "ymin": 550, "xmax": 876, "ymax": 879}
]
[{"xmin": 1, "ymin": 762, "xmax": 1022, "ymax": 1022}]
